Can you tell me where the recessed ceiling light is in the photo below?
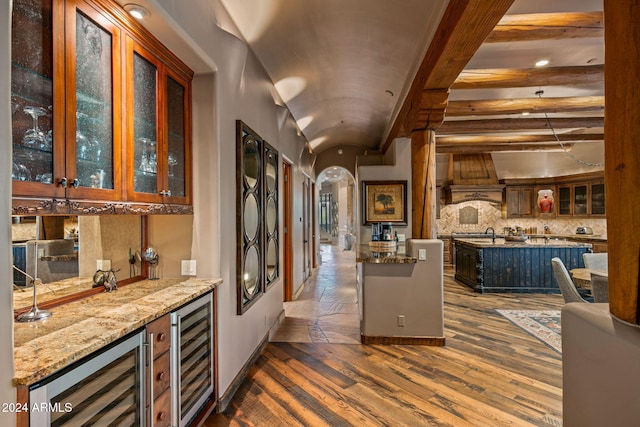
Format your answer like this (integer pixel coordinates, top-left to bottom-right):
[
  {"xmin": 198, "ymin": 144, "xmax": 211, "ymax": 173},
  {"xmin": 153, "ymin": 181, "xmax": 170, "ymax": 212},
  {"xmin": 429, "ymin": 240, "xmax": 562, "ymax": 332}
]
[
  {"xmin": 521, "ymin": 111, "xmax": 530, "ymax": 116},
  {"xmin": 535, "ymin": 59, "xmax": 549, "ymax": 67},
  {"xmin": 124, "ymin": 4, "xmax": 150, "ymax": 19},
  {"xmin": 337, "ymin": 148, "xmax": 343, "ymax": 155}
]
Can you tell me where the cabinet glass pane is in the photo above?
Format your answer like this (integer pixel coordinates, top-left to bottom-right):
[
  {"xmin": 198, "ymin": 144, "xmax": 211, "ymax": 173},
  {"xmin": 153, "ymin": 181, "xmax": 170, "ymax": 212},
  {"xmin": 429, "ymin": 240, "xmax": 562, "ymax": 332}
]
[
  {"xmin": 591, "ymin": 183, "xmax": 605, "ymax": 215},
  {"xmin": 75, "ymin": 11, "xmax": 114, "ymax": 190},
  {"xmin": 50, "ymin": 348, "xmax": 141, "ymax": 426},
  {"xmin": 574, "ymin": 185, "xmax": 587, "ymax": 215},
  {"xmin": 179, "ymin": 302, "xmax": 212, "ymax": 418},
  {"xmin": 11, "ymin": 0, "xmax": 54, "ymax": 184},
  {"xmin": 133, "ymin": 53, "xmax": 158, "ymax": 194},
  {"xmin": 558, "ymin": 187, "xmax": 571, "ymax": 215},
  {"xmin": 167, "ymin": 77, "xmax": 186, "ymax": 197}
]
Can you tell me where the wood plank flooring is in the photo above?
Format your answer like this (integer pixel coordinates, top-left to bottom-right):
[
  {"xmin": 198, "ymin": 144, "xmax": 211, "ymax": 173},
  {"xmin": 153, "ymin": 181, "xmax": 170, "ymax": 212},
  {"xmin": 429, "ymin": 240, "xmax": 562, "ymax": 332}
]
[{"xmin": 205, "ymin": 245, "xmax": 564, "ymax": 426}]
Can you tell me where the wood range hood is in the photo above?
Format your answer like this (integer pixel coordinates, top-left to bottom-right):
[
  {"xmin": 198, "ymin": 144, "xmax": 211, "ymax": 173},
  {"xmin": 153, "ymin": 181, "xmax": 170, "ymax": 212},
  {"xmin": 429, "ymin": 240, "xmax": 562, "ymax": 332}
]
[{"xmin": 443, "ymin": 154, "xmax": 504, "ymax": 204}]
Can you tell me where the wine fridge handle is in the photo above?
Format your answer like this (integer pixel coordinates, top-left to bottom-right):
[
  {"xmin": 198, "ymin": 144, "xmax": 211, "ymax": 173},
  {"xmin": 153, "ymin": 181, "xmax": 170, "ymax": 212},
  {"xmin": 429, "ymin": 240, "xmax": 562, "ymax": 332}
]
[{"xmin": 149, "ymin": 332, "xmax": 154, "ymax": 426}]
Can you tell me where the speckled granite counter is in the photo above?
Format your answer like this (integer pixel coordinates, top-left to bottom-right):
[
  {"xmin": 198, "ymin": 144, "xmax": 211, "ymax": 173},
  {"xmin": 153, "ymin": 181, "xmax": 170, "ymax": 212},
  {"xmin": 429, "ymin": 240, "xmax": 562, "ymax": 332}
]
[
  {"xmin": 14, "ymin": 277, "xmax": 222, "ymax": 385},
  {"xmin": 356, "ymin": 245, "xmax": 416, "ymax": 264},
  {"xmin": 454, "ymin": 237, "xmax": 593, "ymax": 248}
]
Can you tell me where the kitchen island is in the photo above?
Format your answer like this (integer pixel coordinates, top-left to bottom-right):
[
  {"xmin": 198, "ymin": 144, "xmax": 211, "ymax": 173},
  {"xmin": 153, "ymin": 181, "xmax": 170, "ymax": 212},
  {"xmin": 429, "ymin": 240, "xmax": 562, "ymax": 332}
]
[{"xmin": 455, "ymin": 237, "xmax": 592, "ymax": 293}]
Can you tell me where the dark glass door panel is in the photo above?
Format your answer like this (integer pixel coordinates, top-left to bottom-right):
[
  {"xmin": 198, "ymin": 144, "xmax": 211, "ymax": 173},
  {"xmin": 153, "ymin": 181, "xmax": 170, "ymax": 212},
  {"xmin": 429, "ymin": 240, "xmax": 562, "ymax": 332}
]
[
  {"xmin": 167, "ymin": 77, "xmax": 187, "ymax": 198},
  {"xmin": 558, "ymin": 186, "xmax": 571, "ymax": 215},
  {"xmin": 133, "ymin": 52, "xmax": 159, "ymax": 195},
  {"xmin": 11, "ymin": 0, "xmax": 55, "ymax": 186},
  {"xmin": 74, "ymin": 10, "xmax": 114, "ymax": 190},
  {"xmin": 574, "ymin": 185, "xmax": 588, "ymax": 215},
  {"xmin": 591, "ymin": 183, "xmax": 605, "ymax": 215}
]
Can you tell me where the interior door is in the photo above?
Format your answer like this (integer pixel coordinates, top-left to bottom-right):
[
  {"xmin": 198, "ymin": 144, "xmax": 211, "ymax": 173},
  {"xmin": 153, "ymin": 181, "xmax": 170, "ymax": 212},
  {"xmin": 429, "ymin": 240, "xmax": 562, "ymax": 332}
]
[
  {"xmin": 302, "ymin": 176, "xmax": 311, "ymax": 281},
  {"xmin": 283, "ymin": 161, "xmax": 293, "ymax": 301}
]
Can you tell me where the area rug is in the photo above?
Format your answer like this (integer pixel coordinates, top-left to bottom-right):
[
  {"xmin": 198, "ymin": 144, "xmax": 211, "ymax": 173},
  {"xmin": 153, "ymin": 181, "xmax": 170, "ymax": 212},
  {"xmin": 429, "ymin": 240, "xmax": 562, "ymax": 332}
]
[{"xmin": 495, "ymin": 309, "xmax": 562, "ymax": 353}]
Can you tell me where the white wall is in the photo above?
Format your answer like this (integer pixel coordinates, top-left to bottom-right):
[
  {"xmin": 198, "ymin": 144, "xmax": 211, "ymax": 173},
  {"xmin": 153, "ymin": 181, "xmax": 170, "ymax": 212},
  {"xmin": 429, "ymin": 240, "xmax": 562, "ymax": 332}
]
[
  {"xmin": 1, "ymin": 0, "xmax": 17, "ymax": 424},
  {"xmin": 146, "ymin": 0, "xmax": 312, "ymax": 398},
  {"xmin": 357, "ymin": 138, "xmax": 413, "ymax": 243}
]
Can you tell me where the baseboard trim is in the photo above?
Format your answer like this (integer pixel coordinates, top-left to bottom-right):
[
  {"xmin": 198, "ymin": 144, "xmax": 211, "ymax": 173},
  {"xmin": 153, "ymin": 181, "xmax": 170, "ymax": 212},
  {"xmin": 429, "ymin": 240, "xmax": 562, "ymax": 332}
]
[
  {"xmin": 293, "ymin": 281, "xmax": 305, "ymax": 300},
  {"xmin": 217, "ymin": 332, "xmax": 269, "ymax": 412},
  {"xmin": 361, "ymin": 335, "xmax": 446, "ymax": 346}
]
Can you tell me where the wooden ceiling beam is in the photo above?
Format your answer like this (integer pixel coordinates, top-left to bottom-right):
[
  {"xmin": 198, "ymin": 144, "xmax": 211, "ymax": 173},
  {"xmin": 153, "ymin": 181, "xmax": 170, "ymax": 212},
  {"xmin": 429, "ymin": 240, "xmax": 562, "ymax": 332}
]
[
  {"xmin": 439, "ymin": 116, "xmax": 603, "ymax": 133},
  {"xmin": 382, "ymin": 0, "xmax": 515, "ymax": 151},
  {"xmin": 436, "ymin": 143, "xmax": 575, "ymax": 154},
  {"xmin": 436, "ymin": 133, "xmax": 603, "ymax": 145},
  {"xmin": 446, "ymin": 96, "xmax": 604, "ymax": 116},
  {"xmin": 452, "ymin": 64, "xmax": 603, "ymax": 89},
  {"xmin": 486, "ymin": 11, "xmax": 604, "ymax": 43}
]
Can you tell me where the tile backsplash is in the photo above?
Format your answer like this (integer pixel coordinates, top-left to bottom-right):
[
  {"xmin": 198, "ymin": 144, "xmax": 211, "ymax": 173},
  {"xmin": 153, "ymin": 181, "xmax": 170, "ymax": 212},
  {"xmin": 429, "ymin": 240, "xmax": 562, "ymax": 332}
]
[{"xmin": 437, "ymin": 201, "xmax": 607, "ymax": 237}]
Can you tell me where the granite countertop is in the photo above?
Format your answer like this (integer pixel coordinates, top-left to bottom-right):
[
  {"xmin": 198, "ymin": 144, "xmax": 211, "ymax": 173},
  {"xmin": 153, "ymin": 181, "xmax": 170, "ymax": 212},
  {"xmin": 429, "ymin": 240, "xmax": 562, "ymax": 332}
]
[
  {"xmin": 14, "ymin": 277, "xmax": 99, "ymax": 310},
  {"xmin": 454, "ymin": 237, "xmax": 593, "ymax": 248},
  {"xmin": 356, "ymin": 245, "xmax": 417, "ymax": 264},
  {"xmin": 14, "ymin": 277, "xmax": 222, "ymax": 386}
]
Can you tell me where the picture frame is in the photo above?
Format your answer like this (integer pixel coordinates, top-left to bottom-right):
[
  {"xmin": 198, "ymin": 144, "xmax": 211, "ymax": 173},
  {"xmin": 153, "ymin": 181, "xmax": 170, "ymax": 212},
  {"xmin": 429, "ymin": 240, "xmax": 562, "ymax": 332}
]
[{"xmin": 362, "ymin": 180, "xmax": 407, "ymax": 225}]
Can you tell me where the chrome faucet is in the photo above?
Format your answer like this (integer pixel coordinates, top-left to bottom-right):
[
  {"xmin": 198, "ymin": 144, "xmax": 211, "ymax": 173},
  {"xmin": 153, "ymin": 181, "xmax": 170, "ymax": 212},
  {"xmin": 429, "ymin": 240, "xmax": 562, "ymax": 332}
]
[{"xmin": 485, "ymin": 227, "xmax": 496, "ymax": 243}]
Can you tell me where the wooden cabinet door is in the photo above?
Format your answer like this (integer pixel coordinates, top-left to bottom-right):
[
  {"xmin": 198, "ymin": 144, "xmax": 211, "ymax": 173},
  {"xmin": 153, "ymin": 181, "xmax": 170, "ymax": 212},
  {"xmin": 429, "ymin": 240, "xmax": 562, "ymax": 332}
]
[
  {"xmin": 125, "ymin": 38, "xmax": 192, "ymax": 204},
  {"xmin": 505, "ymin": 187, "xmax": 534, "ymax": 218},
  {"xmin": 63, "ymin": 0, "xmax": 123, "ymax": 201},
  {"xmin": 11, "ymin": 0, "xmax": 66, "ymax": 199}
]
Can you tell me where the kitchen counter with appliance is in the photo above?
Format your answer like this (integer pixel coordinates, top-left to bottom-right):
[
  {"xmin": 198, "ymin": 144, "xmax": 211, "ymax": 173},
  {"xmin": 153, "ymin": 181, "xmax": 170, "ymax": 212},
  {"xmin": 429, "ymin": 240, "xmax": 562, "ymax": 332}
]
[
  {"xmin": 455, "ymin": 238, "xmax": 591, "ymax": 293},
  {"xmin": 13, "ymin": 277, "xmax": 222, "ymax": 385},
  {"xmin": 356, "ymin": 245, "xmax": 417, "ymax": 264},
  {"xmin": 356, "ymin": 239, "xmax": 444, "ymax": 345}
]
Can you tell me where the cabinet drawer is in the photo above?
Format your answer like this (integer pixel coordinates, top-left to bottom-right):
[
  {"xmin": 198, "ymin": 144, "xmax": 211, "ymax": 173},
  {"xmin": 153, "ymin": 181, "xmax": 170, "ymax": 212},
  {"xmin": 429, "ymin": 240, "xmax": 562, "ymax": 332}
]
[
  {"xmin": 147, "ymin": 314, "xmax": 171, "ymax": 357},
  {"xmin": 152, "ymin": 387, "xmax": 172, "ymax": 427},
  {"xmin": 153, "ymin": 351, "xmax": 171, "ymax": 397}
]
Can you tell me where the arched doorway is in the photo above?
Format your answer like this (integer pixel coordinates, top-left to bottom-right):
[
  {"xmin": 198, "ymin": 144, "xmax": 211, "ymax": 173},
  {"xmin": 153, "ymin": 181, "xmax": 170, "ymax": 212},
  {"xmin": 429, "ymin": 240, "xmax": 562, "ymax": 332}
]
[{"xmin": 317, "ymin": 167, "xmax": 356, "ymax": 251}]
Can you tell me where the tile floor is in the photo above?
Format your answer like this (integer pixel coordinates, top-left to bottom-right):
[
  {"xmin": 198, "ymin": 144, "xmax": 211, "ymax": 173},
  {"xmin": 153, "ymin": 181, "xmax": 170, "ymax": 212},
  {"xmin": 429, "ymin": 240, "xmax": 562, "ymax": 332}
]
[{"xmin": 270, "ymin": 244, "xmax": 361, "ymax": 344}]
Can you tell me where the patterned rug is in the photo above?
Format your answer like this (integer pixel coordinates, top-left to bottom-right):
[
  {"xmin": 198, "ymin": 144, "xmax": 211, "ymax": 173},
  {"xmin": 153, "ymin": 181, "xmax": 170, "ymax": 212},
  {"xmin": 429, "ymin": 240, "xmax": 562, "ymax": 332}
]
[{"xmin": 496, "ymin": 309, "xmax": 562, "ymax": 353}]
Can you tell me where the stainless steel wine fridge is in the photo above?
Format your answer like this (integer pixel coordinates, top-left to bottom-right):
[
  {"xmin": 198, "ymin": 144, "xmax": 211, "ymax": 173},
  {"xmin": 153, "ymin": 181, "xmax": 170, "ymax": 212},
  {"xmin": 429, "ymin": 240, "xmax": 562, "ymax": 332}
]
[
  {"xmin": 29, "ymin": 331, "xmax": 146, "ymax": 426},
  {"xmin": 171, "ymin": 292, "xmax": 214, "ymax": 427}
]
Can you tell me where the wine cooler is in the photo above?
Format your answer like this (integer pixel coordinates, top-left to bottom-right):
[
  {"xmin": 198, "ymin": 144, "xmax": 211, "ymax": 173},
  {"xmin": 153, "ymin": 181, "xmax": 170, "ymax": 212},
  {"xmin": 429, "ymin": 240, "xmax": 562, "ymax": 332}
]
[
  {"xmin": 171, "ymin": 292, "xmax": 214, "ymax": 427},
  {"xmin": 29, "ymin": 331, "xmax": 146, "ymax": 426}
]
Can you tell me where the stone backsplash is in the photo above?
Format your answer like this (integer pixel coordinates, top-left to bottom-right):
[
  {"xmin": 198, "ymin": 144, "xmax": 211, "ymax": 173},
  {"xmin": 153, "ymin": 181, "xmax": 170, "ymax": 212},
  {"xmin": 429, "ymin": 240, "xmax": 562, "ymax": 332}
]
[{"xmin": 437, "ymin": 200, "xmax": 607, "ymax": 238}]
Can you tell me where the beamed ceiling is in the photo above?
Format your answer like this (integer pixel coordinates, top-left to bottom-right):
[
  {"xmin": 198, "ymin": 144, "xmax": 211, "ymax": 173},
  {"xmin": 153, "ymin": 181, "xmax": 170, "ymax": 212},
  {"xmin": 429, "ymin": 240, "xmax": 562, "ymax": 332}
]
[{"xmin": 219, "ymin": 0, "xmax": 604, "ymax": 175}]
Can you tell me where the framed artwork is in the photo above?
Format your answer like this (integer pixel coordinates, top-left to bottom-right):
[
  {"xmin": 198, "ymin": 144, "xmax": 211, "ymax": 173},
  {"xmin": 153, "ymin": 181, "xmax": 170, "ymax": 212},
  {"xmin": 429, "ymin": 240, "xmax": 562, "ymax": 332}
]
[{"xmin": 362, "ymin": 180, "xmax": 407, "ymax": 225}]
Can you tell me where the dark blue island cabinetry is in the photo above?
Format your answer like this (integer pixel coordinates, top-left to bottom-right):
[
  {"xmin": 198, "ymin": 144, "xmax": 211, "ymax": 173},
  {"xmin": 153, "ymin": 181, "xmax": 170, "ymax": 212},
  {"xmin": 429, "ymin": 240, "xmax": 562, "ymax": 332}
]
[{"xmin": 454, "ymin": 238, "xmax": 592, "ymax": 293}]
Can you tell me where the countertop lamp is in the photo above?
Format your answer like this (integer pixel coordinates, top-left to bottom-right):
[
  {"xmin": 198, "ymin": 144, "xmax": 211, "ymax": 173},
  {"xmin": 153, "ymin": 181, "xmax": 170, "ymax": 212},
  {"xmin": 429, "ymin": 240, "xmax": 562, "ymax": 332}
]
[{"xmin": 16, "ymin": 242, "xmax": 52, "ymax": 322}]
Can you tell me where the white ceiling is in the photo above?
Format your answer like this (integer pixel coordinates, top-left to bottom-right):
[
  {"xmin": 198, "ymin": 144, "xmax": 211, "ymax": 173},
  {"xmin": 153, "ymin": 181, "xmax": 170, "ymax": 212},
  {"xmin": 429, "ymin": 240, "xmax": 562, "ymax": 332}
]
[{"xmin": 219, "ymin": 0, "xmax": 449, "ymax": 153}]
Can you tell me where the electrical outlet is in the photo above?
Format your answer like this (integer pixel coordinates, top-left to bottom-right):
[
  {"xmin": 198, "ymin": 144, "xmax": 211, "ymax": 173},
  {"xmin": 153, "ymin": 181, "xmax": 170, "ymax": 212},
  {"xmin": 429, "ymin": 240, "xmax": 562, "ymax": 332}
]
[
  {"xmin": 96, "ymin": 259, "xmax": 111, "ymax": 270},
  {"xmin": 181, "ymin": 260, "xmax": 197, "ymax": 276},
  {"xmin": 397, "ymin": 234, "xmax": 406, "ymax": 242},
  {"xmin": 397, "ymin": 315, "xmax": 406, "ymax": 327},
  {"xmin": 418, "ymin": 249, "xmax": 427, "ymax": 261}
]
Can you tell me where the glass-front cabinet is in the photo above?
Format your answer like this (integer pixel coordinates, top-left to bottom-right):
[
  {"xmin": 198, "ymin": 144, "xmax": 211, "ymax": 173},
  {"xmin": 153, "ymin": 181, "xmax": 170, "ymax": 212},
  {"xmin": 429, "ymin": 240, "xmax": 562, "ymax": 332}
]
[
  {"xmin": 11, "ymin": 0, "xmax": 121, "ymax": 200},
  {"xmin": 557, "ymin": 180, "xmax": 605, "ymax": 217},
  {"xmin": 127, "ymin": 40, "xmax": 191, "ymax": 204},
  {"xmin": 11, "ymin": 0, "xmax": 192, "ymax": 208}
]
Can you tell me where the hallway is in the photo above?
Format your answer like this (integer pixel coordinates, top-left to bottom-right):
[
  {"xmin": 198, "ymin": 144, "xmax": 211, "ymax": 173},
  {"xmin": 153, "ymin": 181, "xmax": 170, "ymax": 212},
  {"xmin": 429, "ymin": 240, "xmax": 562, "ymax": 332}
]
[
  {"xmin": 271, "ymin": 244, "xmax": 360, "ymax": 344},
  {"xmin": 207, "ymin": 243, "xmax": 565, "ymax": 426}
]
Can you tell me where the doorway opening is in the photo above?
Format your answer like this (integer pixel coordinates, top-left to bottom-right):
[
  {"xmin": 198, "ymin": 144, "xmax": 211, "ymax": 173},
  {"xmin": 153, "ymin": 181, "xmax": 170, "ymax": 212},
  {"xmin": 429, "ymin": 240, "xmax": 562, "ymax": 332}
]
[{"xmin": 317, "ymin": 167, "xmax": 356, "ymax": 251}]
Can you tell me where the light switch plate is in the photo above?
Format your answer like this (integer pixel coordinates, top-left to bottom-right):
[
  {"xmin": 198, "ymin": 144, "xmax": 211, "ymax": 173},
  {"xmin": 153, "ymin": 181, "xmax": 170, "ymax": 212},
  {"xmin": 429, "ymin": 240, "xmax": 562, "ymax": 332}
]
[
  {"xmin": 181, "ymin": 260, "xmax": 197, "ymax": 276},
  {"xmin": 418, "ymin": 249, "xmax": 427, "ymax": 261}
]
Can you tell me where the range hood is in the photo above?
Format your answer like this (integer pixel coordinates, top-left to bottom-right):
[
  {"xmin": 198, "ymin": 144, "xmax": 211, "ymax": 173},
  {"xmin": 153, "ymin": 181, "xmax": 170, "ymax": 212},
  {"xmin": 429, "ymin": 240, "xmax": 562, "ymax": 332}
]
[{"xmin": 443, "ymin": 154, "xmax": 504, "ymax": 204}]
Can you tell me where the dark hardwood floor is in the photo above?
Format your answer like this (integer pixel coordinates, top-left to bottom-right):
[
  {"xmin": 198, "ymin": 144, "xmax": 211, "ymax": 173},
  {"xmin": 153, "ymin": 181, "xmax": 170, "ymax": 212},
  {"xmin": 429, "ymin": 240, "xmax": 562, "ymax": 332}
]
[{"xmin": 205, "ymin": 247, "xmax": 564, "ymax": 426}]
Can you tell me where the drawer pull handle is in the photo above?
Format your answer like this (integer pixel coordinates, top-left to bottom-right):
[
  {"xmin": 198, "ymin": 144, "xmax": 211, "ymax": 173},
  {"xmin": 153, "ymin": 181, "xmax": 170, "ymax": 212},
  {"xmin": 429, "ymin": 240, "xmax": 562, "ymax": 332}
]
[
  {"xmin": 157, "ymin": 371, "xmax": 165, "ymax": 381},
  {"xmin": 157, "ymin": 410, "xmax": 167, "ymax": 421},
  {"xmin": 157, "ymin": 332, "xmax": 166, "ymax": 342}
]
